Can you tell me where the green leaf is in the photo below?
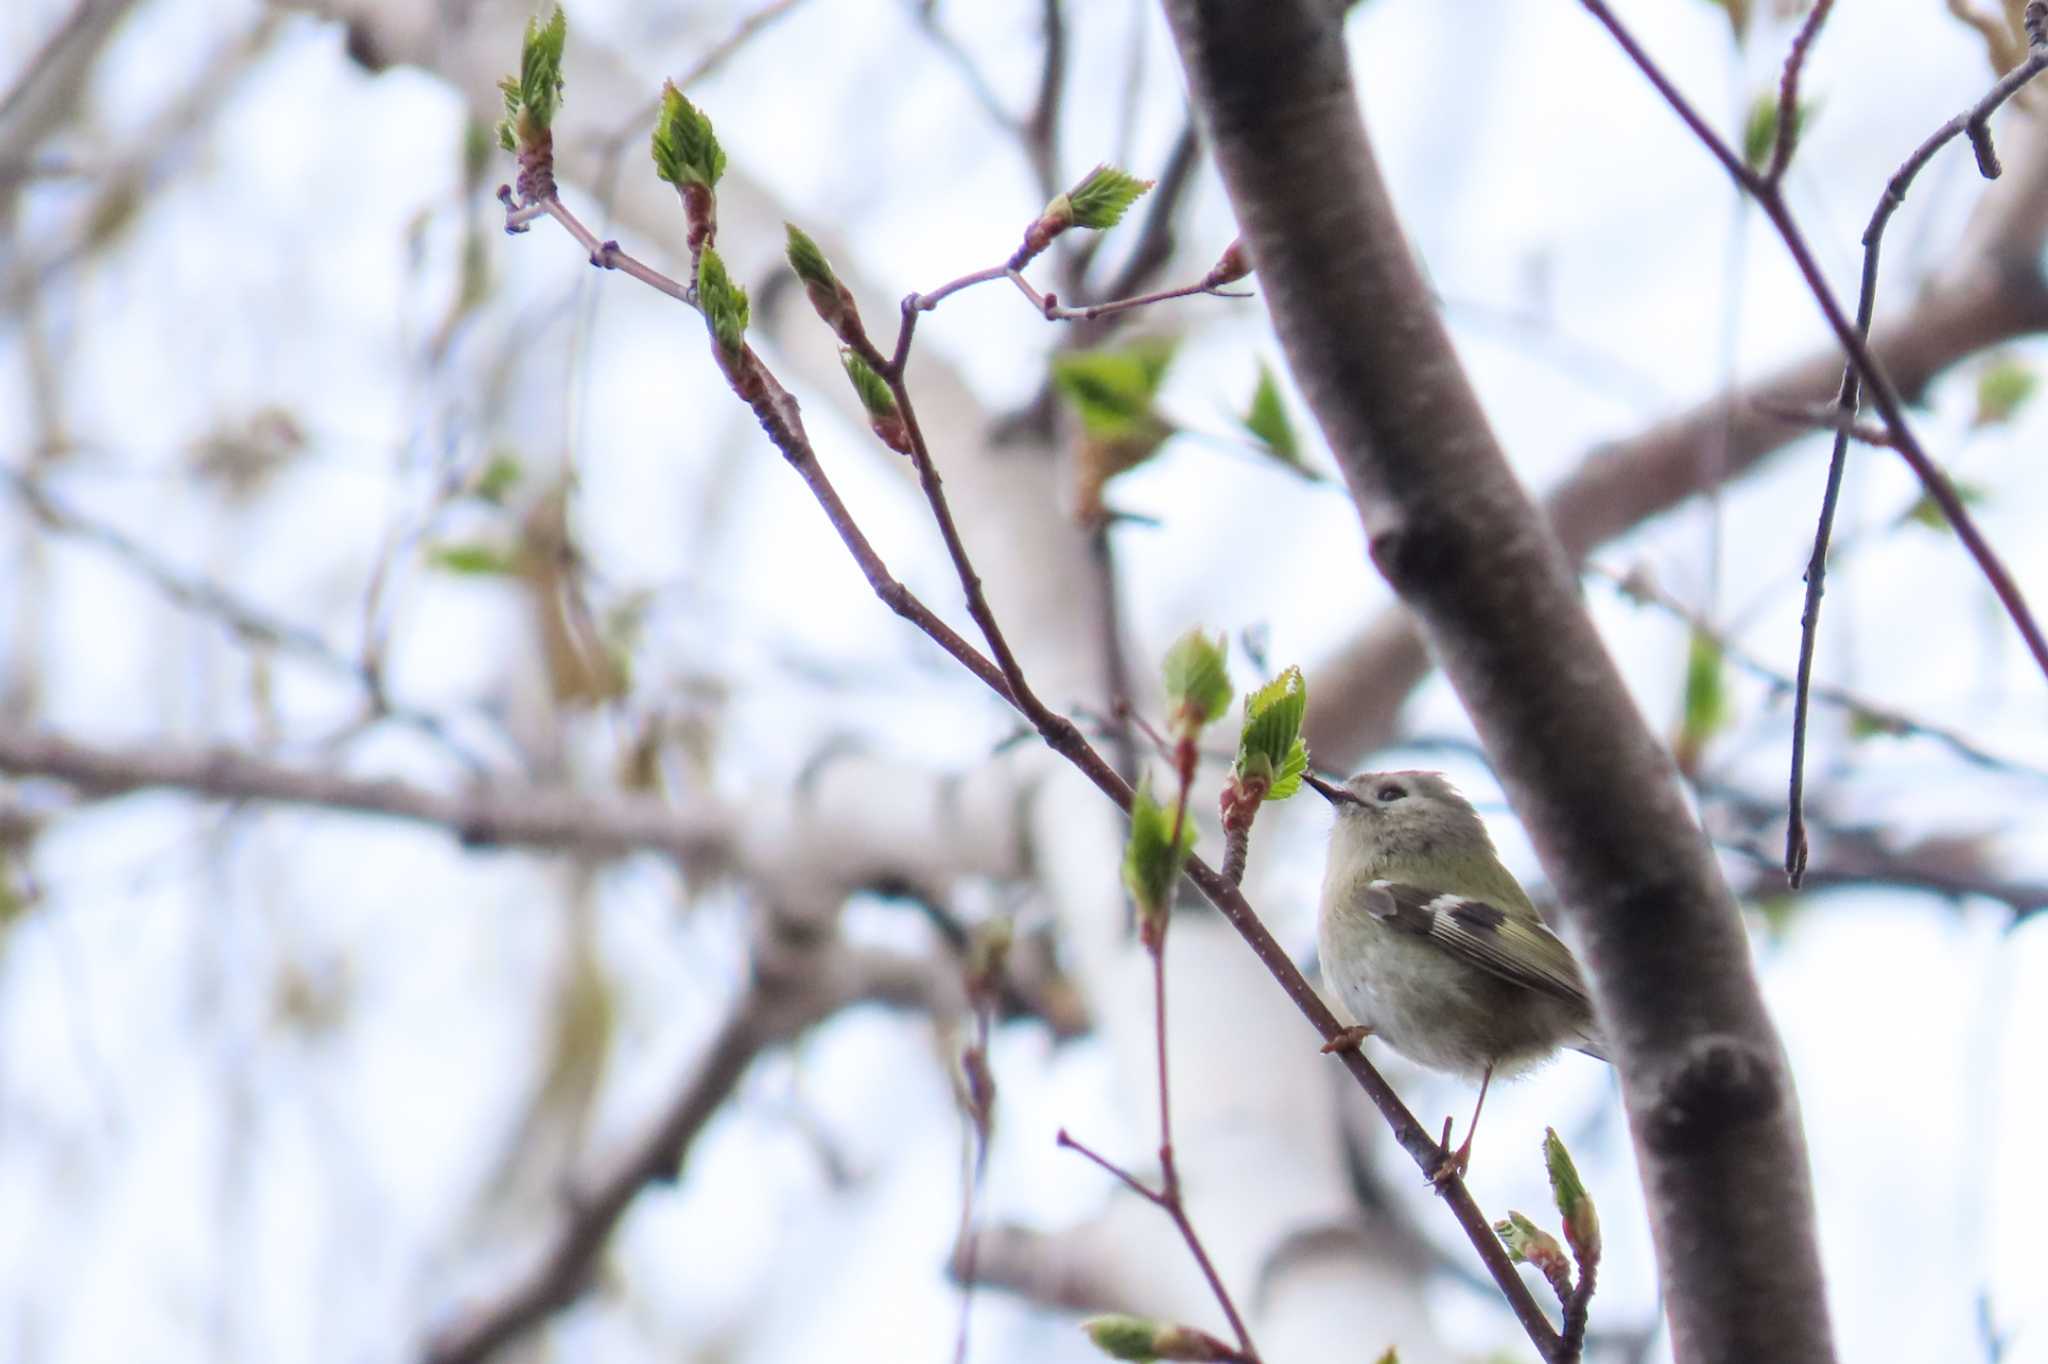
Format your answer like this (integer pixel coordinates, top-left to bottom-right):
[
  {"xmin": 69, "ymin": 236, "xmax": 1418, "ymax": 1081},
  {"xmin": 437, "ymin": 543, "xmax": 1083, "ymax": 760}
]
[
  {"xmin": 1268, "ymin": 738, "xmax": 1309, "ymax": 800},
  {"xmin": 1676, "ymin": 627, "xmax": 1729, "ymax": 763},
  {"xmin": 1901, "ymin": 479, "xmax": 1987, "ymax": 532},
  {"xmin": 651, "ymin": 81, "xmax": 726, "ymax": 189},
  {"xmin": 1063, "ymin": 164, "xmax": 1154, "ymax": 231},
  {"xmin": 1081, "ymin": 1316, "xmax": 1160, "ymax": 1362},
  {"xmin": 473, "ymin": 452, "xmax": 523, "ymax": 504},
  {"xmin": 1163, "ymin": 629, "xmax": 1232, "ymax": 729},
  {"xmin": 1493, "ymin": 1210, "xmax": 1565, "ymax": 1269},
  {"xmin": 1742, "ymin": 93, "xmax": 1778, "ymax": 171},
  {"xmin": 1544, "ymin": 1127, "xmax": 1601, "ymax": 1264},
  {"xmin": 426, "ymin": 541, "xmax": 520, "ymax": 576},
  {"xmin": 787, "ymin": 223, "xmax": 861, "ymax": 339},
  {"xmin": 462, "ymin": 116, "xmax": 495, "ymax": 186},
  {"xmin": 1974, "ymin": 355, "xmax": 2038, "ymax": 427},
  {"xmin": 1122, "ymin": 776, "xmax": 1196, "ymax": 928},
  {"xmin": 496, "ymin": 7, "xmax": 567, "ymax": 150},
  {"xmin": 518, "ymin": 8, "xmax": 567, "ymax": 127},
  {"xmin": 1753, "ymin": 892, "xmax": 1804, "ymax": 941},
  {"xmin": 1078, "ymin": 1315, "xmax": 1234, "ymax": 1362},
  {"xmin": 840, "ymin": 349, "xmax": 897, "ymax": 419},
  {"xmin": 1741, "ymin": 90, "xmax": 1810, "ymax": 172},
  {"xmin": 1051, "ymin": 340, "xmax": 1177, "ymax": 440},
  {"xmin": 1239, "ymin": 364, "xmax": 1306, "ymax": 471},
  {"xmin": 784, "ymin": 222, "xmax": 836, "ymax": 294},
  {"xmin": 1236, "ymin": 666, "xmax": 1309, "ymax": 799},
  {"xmin": 696, "ymin": 248, "xmax": 749, "ymax": 358}
]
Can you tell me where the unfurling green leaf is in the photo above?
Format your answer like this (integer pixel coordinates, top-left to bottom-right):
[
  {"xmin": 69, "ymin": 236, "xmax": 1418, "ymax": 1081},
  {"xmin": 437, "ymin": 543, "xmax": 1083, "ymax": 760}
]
[
  {"xmin": 1675, "ymin": 627, "xmax": 1729, "ymax": 770},
  {"xmin": 840, "ymin": 349, "xmax": 896, "ymax": 419},
  {"xmin": 1163, "ymin": 629, "xmax": 1232, "ymax": 731},
  {"xmin": 785, "ymin": 222, "xmax": 860, "ymax": 338},
  {"xmin": 1082, "ymin": 1315, "xmax": 1161, "ymax": 1361},
  {"xmin": 1494, "ymin": 1210, "xmax": 1567, "ymax": 1269},
  {"xmin": 1494, "ymin": 1207, "xmax": 1574, "ymax": 1303},
  {"xmin": 841, "ymin": 349, "xmax": 912, "ymax": 454},
  {"xmin": 496, "ymin": 8, "xmax": 568, "ymax": 152},
  {"xmin": 1741, "ymin": 90, "xmax": 1811, "ymax": 172},
  {"xmin": 1237, "ymin": 666, "xmax": 1308, "ymax": 800},
  {"xmin": 784, "ymin": 222, "xmax": 833, "ymax": 291},
  {"xmin": 1974, "ymin": 355, "xmax": 2038, "ymax": 427},
  {"xmin": 1240, "ymin": 364, "xmax": 1308, "ymax": 474},
  {"xmin": 426, "ymin": 541, "xmax": 520, "ymax": 576},
  {"xmin": 651, "ymin": 81, "xmax": 726, "ymax": 189},
  {"xmin": 696, "ymin": 248, "xmax": 749, "ymax": 358},
  {"xmin": 1057, "ymin": 340, "xmax": 1179, "ymax": 518},
  {"xmin": 1123, "ymin": 776, "xmax": 1196, "ymax": 941},
  {"xmin": 1544, "ymin": 1126, "xmax": 1602, "ymax": 1266},
  {"xmin": 1051, "ymin": 340, "xmax": 1177, "ymax": 440},
  {"xmin": 1080, "ymin": 1314, "xmax": 1235, "ymax": 1362},
  {"xmin": 1063, "ymin": 164, "xmax": 1154, "ymax": 231},
  {"xmin": 473, "ymin": 451, "xmax": 523, "ymax": 504}
]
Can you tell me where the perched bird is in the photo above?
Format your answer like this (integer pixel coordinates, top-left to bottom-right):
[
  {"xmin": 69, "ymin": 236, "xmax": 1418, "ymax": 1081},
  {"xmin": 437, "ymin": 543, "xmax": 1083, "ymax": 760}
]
[{"xmin": 1307, "ymin": 769, "xmax": 1606, "ymax": 1180}]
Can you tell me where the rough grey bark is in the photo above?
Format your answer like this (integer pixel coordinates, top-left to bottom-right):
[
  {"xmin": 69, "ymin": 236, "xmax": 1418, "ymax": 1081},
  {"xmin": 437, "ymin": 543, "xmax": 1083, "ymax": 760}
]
[{"xmin": 1158, "ymin": 4, "xmax": 1836, "ymax": 1361}]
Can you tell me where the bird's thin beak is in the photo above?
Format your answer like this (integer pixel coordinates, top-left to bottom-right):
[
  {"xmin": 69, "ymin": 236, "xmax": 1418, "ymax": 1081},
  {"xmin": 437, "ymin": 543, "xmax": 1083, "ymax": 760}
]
[{"xmin": 1304, "ymin": 771, "xmax": 1346, "ymax": 805}]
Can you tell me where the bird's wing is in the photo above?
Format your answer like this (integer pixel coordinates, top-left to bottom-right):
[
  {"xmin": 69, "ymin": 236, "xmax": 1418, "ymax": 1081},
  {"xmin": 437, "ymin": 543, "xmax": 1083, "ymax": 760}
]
[{"xmin": 1363, "ymin": 880, "xmax": 1592, "ymax": 1008}]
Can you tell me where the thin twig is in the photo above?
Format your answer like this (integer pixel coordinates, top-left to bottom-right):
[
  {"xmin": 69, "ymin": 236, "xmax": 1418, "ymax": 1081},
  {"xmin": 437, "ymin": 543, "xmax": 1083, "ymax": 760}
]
[
  {"xmin": 1022, "ymin": 0, "xmax": 1068, "ymax": 202},
  {"xmin": 951, "ymin": 1005, "xmax": 996, "ymax": 1364},
  {"xmin": 1595, "ymin": 565, "xmax": 2048, "ymax": 783},
  {"xmin": 595, "ymin": 0, "xmax": 816, "ymax": 156},
  {"xmin": 1787, "ymin": 19, "xmax": 2048, "ymax": 882},
  {"xmin": 1765, "ymin": 0, "xmax": 1835, "ymax": 185},
  {"xmin": 1561, "ymin": 1256, "xmax": 1598, "ymax": 1361},
  {"xmin": 1054, "ymin": 1130, "xmax": 1258, "ymax": 1364},
  {"xmin": 1574, "ymin": 0, "xmax": 2048, "ymax": 888},
  {"xmin": 508, "ymin": 162, "xmax": 1567, "ymax": 1364},
  {"xmin": 1751, "ymin": 397, "xmax": 1898, "ymax": 448},
  {"xmin": 0, "ymin": 728, "xmax": 733, "ymax": 863},
  {"xmin": 1, "ymin": 468, "xmax": 489, "ymax": 768},
  {"xmin": 424, "ymin": 943, "xmax": 965, "ymax": 1364},
  {"xmin": 908, "ymin": 1, "xmax": 1023, "ymax": 137},
  {"xmin": 1087, "ymin": 119, "xmax": 1203, "ymax": 305}
]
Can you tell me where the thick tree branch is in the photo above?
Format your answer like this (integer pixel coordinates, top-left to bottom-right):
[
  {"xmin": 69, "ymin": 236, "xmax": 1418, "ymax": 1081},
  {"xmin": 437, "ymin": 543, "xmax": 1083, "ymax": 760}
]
[{"xmin": 1159, "ymin": 3, "xmax": 1833, "ymax": 1360}]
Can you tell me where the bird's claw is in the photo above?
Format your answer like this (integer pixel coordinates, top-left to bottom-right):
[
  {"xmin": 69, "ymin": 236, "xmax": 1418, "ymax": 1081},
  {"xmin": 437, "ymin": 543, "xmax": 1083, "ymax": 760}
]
[
  {"xmin": 1428, "ymin": 1116, "xmax": 1473, "ymax": 1189},
  {"xmin": 1320, "ymin": 1025, "xmax": 1373, "ymax": 1054}
]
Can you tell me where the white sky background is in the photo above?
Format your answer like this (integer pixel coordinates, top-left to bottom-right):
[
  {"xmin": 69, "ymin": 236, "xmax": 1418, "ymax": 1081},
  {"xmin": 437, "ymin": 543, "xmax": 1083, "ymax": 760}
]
[{"xmin": 3, "ymin": 0, "xmax": 2048, "ymax": 1361}]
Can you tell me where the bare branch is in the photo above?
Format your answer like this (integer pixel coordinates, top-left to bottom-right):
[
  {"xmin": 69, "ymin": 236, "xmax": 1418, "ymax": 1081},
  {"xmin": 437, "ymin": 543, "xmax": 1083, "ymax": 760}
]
[
  {"xmin": 1572, "ymin": 0, "xmax": 2048, "ymax": 745},
  {"xmin": 1303, "ymin": 116, "xmax": 2048, "ymax": 766},
  {"xmin": 1595, "ymin": 565, "xmax": 2048, "ymax": 784},
  {"xmin": 1785, "ymin": 14, "xmax": 2048, "ymax": 883},
  {"xmin": 0, "ymin": 727, "xmax": 733, "ymax": 864},
  {"xmin": 2, "ymin": 468, "xmax": 487, "ymax": 765},
  {"xmin": 1765, "ymin": 0, "xmax": 1834, "ymax": 185},
  {"xmin": 422, "ymin": 941, "xmax": 967, "ymax": 1364}
]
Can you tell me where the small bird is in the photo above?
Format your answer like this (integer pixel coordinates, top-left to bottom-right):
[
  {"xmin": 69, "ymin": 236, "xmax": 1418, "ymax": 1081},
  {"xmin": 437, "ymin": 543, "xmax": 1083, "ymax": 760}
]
[{"xmin": 1307, "ymin": 769, "xmax": 1606, "ymax": 1181}]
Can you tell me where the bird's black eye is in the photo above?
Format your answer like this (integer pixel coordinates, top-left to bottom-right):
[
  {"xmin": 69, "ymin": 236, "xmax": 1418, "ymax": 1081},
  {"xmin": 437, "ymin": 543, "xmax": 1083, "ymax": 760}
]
[{"xmin": 1376, "ymin": 783, "xmax": 1406, "ymax": 802}]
